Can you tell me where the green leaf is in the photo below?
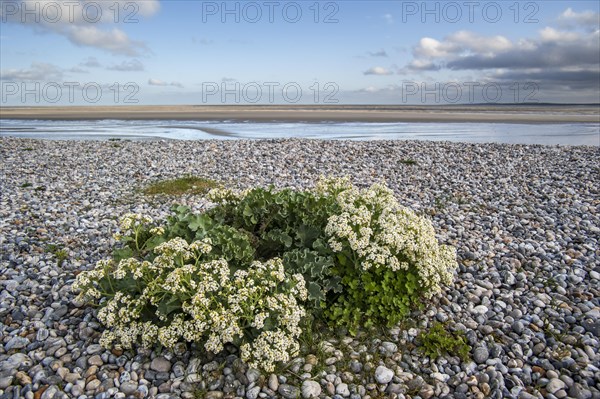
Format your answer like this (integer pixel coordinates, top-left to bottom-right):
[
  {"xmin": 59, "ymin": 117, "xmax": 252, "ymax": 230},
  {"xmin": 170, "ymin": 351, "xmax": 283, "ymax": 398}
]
[
  {"xmin": 113, "ymin": 247, "xmax": 133, "ymax": 262},
  {"xmin": 307, "ymin": 282, "xmax": 324, "ymax": 302},
  {"xmin": 145, "ymin": 235, "xmax": 167, "ymax": 251},
  {"xmin": 157, "ymin": 296, "xmax": 182, "ymax": 316}
]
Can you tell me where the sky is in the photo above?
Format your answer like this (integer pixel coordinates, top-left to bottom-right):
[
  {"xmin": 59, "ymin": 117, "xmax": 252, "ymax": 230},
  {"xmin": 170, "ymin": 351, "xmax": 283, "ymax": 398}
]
[{"xmin": 1, "ymin": 0, "xmax": 599, "ymax": 105}]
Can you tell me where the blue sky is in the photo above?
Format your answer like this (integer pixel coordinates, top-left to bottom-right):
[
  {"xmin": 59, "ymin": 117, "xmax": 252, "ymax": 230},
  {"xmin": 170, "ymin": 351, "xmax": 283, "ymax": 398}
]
[{"xmin": 1, "ymin": 0, "xmax": 599, "ymax": 105}]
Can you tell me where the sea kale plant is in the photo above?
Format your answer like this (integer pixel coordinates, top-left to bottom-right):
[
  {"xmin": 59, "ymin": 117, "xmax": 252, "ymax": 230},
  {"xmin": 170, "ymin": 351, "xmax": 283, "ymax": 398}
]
[{"xmin": 73, "ymin": 177, "xmax": 457, "ymax": 371}]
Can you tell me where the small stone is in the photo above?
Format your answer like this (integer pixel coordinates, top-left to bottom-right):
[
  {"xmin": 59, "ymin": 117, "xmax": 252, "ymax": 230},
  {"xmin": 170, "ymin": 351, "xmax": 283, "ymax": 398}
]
[
  {"xmin": 88, "ymin": 355, "xmax": 103, "ymax": 366},
  {"xmin": 569, "ymin": 383, "xmax": 592, "ymax": 399},
  {"xmin": 546, "ymin": 378, "xmax": 566, "ymax": 394},
  {"xmin": 120, "ymin": 382, "xmax": 138, "ymax": 395},
  {"xmin": 481, "ymin": 382, "xmax": 491, "ymax": 396},
  {"xmin": 0, "ymin": 376, "xmax": 14, "ymax": 389},
  {"xmin": 86, "ymin": 344, "xmax": 103, "ymax": 355},
  {"xmin": 87, "ymin": 379, "xmax": 101, "ymax": 391},
  {"xmin": 1, "ymin": 353, "xmax": 32, "ymax": 371},
  {"xmin": 374, "ymin": 366, "xmax": 394, "ymax": 384},
  {"xmin": 555, "ymin": 389, "xmax": 568, "ymax": 399},
  {"xmin": 278, "ymin": 384, "xmax": 300, "ymax": 399},
  {"xmin": 473, "ymin": 347, "xmax": 489, "ymax": 364},
  {"xmin": 137, "ymin": 385, "xmax": 149, "ymax": 398},
  {"xmin": 268, "ymin": 374, "xmax": 279, "ymax": 392},
  {"xmin": 407, "ymin": 376, "xmax": 425, "ymax": 391},
  {"xmin": 349, "ymin": 360, "xmax": 362, "ymax": 374},
  {"xmin": 119, "ymin": 371, "xmax": 131, "ymax": 384},
  {"xmin": 512, "ymin": 321, "xmax": 524, "ymax": 334},
  {"xmin": 518, "ymin": 392, "xmax": 538, "ymax": 399},
  {"xmin": 456, "ymin": 383, "xmax": 469, "ymax": 393},
  {"xmin": 336, "ymin": 383, "xmax": 350, "ymax": 397},
  {"xmin": 325, "ymin": 357, "xmax": 338, "ymax": 366},
  {"xmin": 16, "ymin": 371, "xmax": 32, "ymax": 385},
  {"xmin": 5, "ymin": 336, "xmax": 30, "ymax": 350},
  {"xmin": 472, "ymin": 305, "xmax": 489, "ymax": 315},
  {"xmin": 431, "ymin": 372, "xmax": 449, "ymax": 382},
  {"xmin": 380, "ymin": 342, "xmax": 397, "ymax": 355},
  {"xmin": 246, "ymin": 386, "xmax": 260, "ymax": 399},
  {"xmin": 246, "ymin": 368, "xmax": 260, "ymax": 383},
  {"xmin": 151, "ymin": 357, "xmax": 172, "ymax": 373},
  {"xmin": 185, "ymin": 373, "xmax": 201, "ymax": 383},
  {"xmin": 305, "ymin": 355, "xmax": 318, "ymax": 365},
  {"xmin": 40, "ymin": 385, "xmax": 59, "ymax": 399},
  {"xmin": 533, "ymin": 343, "xmax": 546, "ymax": 355},
  {"xmin": 71, "ymin": 386, "xmax": 83, "ymax": 397},
  {"xmin": 173, "ymin": 342, "xmax": 187, "ymax": 356},
  {"xmin": 36, "ymin": 328, "xmax": 49, "ymax": 341},
  {"xmin": 420, "ymin": 384, "xmax": 435, "ymax": 399},
  {"xmin": 301, "ymin": 380, "xmax": 321, "ymax": 398},
  {"xmin": 204, "ymin": 391, "xmax": 223, "ymax": 399}
]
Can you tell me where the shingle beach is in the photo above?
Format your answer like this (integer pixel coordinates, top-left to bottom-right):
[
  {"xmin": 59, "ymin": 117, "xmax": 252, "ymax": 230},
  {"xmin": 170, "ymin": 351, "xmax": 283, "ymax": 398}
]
[{"xmin": 1, "ymin": 137, "xmax": 599, "ymax": 399}]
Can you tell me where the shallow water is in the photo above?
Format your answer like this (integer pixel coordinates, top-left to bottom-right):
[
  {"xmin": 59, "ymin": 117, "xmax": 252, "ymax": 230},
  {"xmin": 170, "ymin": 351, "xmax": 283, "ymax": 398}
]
[{"xmin": 1, "ymin": 119, "xmax": 598, "ymax": 146}]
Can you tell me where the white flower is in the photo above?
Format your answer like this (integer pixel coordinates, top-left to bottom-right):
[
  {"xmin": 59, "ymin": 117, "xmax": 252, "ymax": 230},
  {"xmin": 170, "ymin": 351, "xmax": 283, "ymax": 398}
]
[{"xmin": 323, "ymin": 178, "xmax": 457, "ymax": 294}]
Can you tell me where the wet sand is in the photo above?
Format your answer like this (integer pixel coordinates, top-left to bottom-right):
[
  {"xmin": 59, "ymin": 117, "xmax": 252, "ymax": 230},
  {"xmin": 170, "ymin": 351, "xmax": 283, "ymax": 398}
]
[{"xmin": 1, "ymin": 105, "xmax": 599, "ymax": 123}]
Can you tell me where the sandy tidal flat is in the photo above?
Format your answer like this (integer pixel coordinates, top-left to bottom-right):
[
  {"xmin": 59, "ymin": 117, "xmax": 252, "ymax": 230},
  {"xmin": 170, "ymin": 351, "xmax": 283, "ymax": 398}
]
[{"xmin": 1, "ymin": 104, "xmax": 600, "ymax": 123}]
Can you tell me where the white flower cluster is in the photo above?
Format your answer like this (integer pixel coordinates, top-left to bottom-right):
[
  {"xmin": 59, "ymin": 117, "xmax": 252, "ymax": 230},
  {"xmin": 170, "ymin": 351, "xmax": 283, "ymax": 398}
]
[
  {"xmin": 322, "ymin": 178, "xmax": 456, "ymax": 296},
  {"xmin": 113, "ymin": 213, "xmax": 158, "ymax": 242},
  {"xmin": 207, "ymin": 187, "xmax": 249, "ymax": 205},
  {"xmin": 73, "ymin": 236, "xmax": 307, "ymax": 372}
]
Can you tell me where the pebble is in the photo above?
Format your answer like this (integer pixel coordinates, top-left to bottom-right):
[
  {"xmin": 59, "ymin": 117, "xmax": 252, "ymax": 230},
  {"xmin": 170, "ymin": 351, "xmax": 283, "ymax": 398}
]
[
  {"xmin": 301, "ymin": 380, "xmax": 321, "ymax": 398},
  {"xmin": 278, "ymin": 384, "xmax": 300, "ymax": 399},
  {"xmin": 150, "ymin": 357, "xmax": 172, "ymax": 373},
  {"xmin": 246, "ymin": 386, "xmax": 260, "ymax": 399},
  {"xmin": 547, "ymin": 378, "xmax": 566, "ymax": 394},
  {"xmin": 473, "ymin": 347, "xmax": 489, "ymax": 364},
  {"xmin": 268, "ymin": 374, "xmax": 279, "ymax": 392},
  {"xmin": 336, "ymin": 383, "xmax": 350, "ymax": 397},
  {"xmin": 375, "ymin": 366, "xmax": 394, "ymax": 384}
]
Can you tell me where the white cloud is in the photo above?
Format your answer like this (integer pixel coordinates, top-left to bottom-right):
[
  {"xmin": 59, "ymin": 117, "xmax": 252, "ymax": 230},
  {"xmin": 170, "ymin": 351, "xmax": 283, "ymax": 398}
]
[
  {"xmin": 80, "ymin": 57, "xmax": 101, "ymax": 68},
  {"xmin": 1, "ymin": 0, "xmax": 159, "ymax": 56},
  {"xmin": 0, "ymin": 62, "xmax": 64, "ymax": 81},
  {"xmin": 558, "ymin": 8, "xmax": 600, "ymax": 28},
  {"xmin": 446, "ymin": 31, "xmax": 512, "ymax": 53},
  {"xmin": 406, "ymin": 25, "xmax": 598, "ymax": 72},
  {"xmin": 400, "ymin": 15, "xmax": 600, "ymax": 94},
  {"xmin": 68, "ymin": 66, "xmax": 88, "ymax": 73},
  {"xmin": 149, "ymin": 79, "xmax": 183, "ymax": 88},
  {"xmin": 67, "ymin": 26, "xmax": 147, "ymax": 56},
  {"xmin": 406, "ymin": 59, "xmax": 440, "ymax": 71},
  {"xmin": 107, "ymin": 59, "xmax": 144, "ymax": 71},
  {"xmin": 414, "ymin": 37, "xmax": 448, "ymax": 58},
  {"xmin": 414, "ymin": 32, "xmax": 512, "ymax": 60},
  {"xmin": 364, "ymin": 66, "xmax": 394, "ymax": 76},
  {"xmin": 361, "ymin": 86, "xmax": 379, "ymax": 93},
  {"xmin": 368, "ymin": 49, "xmax": 388, "ymax": 57},
  {"xmin": 539, "ymin": 27, "xmax": 580, "ymax": 43}
]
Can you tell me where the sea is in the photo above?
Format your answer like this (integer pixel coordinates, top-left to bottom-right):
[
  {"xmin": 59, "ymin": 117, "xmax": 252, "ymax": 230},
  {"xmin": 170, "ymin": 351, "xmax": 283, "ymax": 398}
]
[{"xmin": 0, "ymin": 119, "xmax": 599, "ymax": 146}]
